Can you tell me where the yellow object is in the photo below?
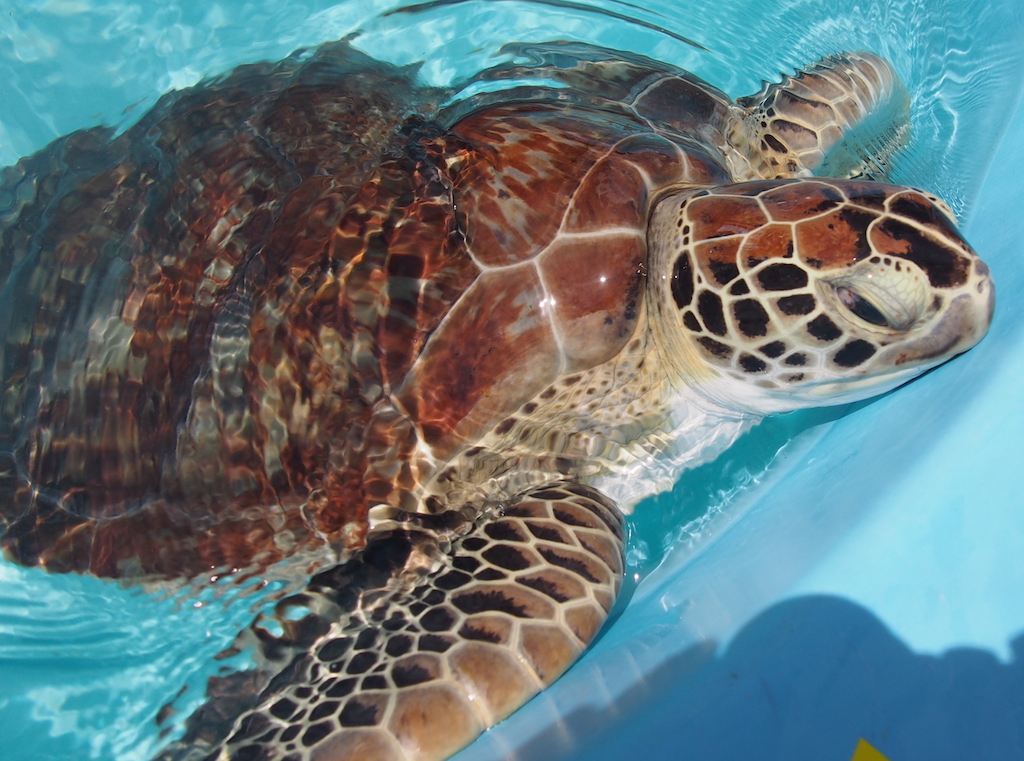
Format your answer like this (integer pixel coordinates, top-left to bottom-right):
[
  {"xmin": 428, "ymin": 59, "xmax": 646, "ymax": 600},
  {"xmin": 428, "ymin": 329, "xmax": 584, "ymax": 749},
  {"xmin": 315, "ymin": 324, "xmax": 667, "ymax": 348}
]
[{"xmin": 851, "ymin": 738, "xmax": 891, "ymax": 761}]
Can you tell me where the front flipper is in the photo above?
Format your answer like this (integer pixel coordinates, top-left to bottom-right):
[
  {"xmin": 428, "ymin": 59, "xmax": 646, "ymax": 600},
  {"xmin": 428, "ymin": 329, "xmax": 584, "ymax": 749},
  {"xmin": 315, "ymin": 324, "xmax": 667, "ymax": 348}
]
[
  {"xmin": 160, "ymin": 482, "xmax": 624, "ymax": 761},
  {"xmin": 737, "ymin": 52, "xmax": 909, "ymax": 180}
]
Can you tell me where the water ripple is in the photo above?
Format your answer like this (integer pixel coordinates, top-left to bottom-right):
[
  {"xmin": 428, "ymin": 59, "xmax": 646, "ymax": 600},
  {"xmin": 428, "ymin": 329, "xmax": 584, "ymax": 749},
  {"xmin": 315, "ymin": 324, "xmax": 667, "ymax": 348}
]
[{"xmin": 1, "ymin": 1, "xmax": 1023, "ymax": 759}]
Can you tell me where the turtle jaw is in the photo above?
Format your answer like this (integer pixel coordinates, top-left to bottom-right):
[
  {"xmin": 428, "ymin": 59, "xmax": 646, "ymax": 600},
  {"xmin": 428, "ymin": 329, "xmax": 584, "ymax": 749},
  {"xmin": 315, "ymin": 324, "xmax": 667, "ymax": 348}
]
[
  {"xmin": 784, "ymin": 247, "xmax": 995, "ymax": 408},
  {"xmin": 873, "ymin": 282, "xmax": 995, "ymax": 369},
  {"xmin": 780, "ymin": 297, "xmax": 991, "ymax": 406},
  {"xmin": 649, "ymin": 256, "xmax": 995, "ymax": 416}
]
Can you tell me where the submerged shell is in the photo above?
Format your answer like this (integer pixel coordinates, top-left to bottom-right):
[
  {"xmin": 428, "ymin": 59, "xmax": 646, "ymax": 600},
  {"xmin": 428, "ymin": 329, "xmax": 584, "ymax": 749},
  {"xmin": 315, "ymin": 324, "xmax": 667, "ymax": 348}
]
[
  {"xmin": 0, "ymin": 42, "xmax": 735, "ymax": 580},
  {"xmin": 0, "ymin": 42, "xmax": 448, "ymax": 578}
]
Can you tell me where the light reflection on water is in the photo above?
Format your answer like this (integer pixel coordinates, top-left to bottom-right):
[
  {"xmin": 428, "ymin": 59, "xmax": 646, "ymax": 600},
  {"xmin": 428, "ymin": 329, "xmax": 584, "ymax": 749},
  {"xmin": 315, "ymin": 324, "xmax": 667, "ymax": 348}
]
[
  {"xmin": 3, "ymin": 0, "xmax": 1022, "ymax": 215},
  {"xmin": 0, "ymin": 1, "xmax": 1022, "ymax": 759}
]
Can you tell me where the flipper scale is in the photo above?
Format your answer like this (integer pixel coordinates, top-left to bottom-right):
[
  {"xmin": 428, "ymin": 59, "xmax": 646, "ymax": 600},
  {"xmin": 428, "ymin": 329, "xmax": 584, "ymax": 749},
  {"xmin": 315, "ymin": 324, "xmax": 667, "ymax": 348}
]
[{"xmin": 159, "ymin": 483, "xmax": 624, "ymax": 761}]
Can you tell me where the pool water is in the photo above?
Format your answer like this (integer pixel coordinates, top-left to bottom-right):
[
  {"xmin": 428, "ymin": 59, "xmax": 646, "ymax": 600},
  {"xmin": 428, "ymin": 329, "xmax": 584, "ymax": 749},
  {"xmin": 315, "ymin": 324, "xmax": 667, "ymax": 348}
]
[{"xmin": 1, "ymin": 1, "xmax": 1023, "ymax": 759}]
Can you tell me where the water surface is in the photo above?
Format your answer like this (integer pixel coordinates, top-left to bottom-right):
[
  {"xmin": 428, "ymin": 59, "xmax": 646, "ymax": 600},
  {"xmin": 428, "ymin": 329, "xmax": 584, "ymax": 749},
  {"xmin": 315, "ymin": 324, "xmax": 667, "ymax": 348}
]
[{"xmin": 1, "ymin": 1, "xmax": 1022, "ymax": 759}]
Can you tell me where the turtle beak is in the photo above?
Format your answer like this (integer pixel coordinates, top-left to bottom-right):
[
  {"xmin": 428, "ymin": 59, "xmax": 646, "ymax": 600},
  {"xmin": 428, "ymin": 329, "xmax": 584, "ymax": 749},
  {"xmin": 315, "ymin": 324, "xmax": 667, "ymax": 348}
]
[
  {"xmin": 975, "ymin": 259, "xmax": 997, "ymax": 340},
  {"xmin": 877, "ymin": 259, "xmax": 995, "ymax": 369}
]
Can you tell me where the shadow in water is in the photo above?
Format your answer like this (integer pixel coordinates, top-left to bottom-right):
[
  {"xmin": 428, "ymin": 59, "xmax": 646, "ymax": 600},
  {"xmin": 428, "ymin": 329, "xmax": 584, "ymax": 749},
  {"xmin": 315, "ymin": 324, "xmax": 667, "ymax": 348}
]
[{"xmin": 508, "ymin": 595, "xmax": 1024, "ymax": 761}]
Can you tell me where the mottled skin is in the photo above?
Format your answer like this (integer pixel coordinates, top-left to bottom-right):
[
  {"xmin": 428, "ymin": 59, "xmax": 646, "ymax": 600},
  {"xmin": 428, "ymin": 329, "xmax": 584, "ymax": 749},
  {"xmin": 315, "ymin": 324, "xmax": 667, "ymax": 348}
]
[{"xmin": 0, "ymin": 41, "xmax": 993, "ymax": 761}]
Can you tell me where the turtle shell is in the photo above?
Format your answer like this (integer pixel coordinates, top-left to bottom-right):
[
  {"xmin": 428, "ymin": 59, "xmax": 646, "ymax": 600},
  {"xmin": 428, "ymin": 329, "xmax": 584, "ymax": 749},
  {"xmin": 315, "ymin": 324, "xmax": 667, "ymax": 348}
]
[
  {"xmin": 397, "ymin": 100, "xmax": 731, "ymax": 457},
  {"xmin": 0, "ymin": 41, "xmax": 734, "ymax": 582},
  {"xmin": 0, "ymin": 41, "xmax": 442, "ymax": 579}
]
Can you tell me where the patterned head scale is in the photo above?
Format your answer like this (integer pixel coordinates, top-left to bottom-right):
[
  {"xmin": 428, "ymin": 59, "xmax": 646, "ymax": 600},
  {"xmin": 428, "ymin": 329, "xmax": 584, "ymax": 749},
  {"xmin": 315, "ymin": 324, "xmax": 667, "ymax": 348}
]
[{"xmin": 648, "ymin": 178, "xmax": 994, "ymax": 412}]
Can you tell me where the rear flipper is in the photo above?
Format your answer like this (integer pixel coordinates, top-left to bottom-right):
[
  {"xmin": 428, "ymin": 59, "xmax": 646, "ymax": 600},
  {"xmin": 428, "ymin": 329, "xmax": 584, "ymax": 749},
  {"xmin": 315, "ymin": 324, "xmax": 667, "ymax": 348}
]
[{"xmin": 159, "ymin": 481, "xmax": 625, "ymax": 761}]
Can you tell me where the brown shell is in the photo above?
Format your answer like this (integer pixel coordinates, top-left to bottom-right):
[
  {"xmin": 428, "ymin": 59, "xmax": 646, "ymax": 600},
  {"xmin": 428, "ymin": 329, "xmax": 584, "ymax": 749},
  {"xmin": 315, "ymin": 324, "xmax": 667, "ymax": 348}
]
[
  {"xmin": 0, "ymin": 42, "xmax": 443, "ymax": 579},
  {"xmin": 396, "ymin": 102, "xmax": 728, "ymax": 456},
  {"xmin": 0, "ymin": 41, "xmax": 731, "ymax": 581}
]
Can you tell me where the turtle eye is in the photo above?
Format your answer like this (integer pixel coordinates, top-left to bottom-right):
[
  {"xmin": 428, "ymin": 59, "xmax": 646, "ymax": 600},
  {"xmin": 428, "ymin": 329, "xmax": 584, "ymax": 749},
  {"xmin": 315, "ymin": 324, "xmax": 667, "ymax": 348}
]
[{"xmin": 835, "ymin": 286, "xmax": 890, "ymax": 328}]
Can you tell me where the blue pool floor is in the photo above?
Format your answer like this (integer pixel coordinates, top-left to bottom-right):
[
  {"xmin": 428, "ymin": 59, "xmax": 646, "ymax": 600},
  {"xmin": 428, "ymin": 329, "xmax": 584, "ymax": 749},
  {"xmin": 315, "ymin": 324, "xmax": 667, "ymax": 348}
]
[{"xmin": 455, "ymin": 86, "xmax": 1024, "ymax": 761}]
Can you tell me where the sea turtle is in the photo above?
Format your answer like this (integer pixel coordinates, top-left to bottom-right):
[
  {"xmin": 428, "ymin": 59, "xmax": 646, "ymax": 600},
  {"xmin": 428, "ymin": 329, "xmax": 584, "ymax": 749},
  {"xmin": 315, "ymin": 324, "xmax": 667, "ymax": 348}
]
[{"xmin": 0, "ymin": 39, "xmax": 993, "ymax": 761}]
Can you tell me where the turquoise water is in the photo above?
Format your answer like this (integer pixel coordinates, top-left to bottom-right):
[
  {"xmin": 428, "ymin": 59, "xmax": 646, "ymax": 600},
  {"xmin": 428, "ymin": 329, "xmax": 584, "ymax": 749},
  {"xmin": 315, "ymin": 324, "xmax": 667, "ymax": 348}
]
[{"xmin": 1, "ymin": 1, "xmax": 1023, "ymax": 759}]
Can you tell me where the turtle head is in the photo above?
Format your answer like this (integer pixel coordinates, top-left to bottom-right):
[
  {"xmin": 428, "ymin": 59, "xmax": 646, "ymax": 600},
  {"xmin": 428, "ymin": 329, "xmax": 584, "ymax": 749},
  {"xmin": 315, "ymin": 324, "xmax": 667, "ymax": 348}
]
[{"xmin": 647, "ymin": 178, "xmax": 994, "ymax": 414}]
